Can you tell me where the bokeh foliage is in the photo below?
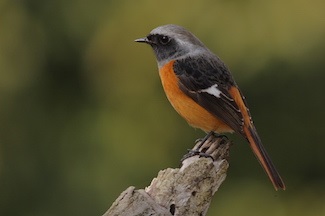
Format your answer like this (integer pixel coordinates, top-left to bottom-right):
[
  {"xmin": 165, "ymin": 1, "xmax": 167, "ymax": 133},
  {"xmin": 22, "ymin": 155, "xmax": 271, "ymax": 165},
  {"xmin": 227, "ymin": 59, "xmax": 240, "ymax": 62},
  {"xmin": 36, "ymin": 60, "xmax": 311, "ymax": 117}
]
[{"xmin": 0, "ymin": 0, "xmax": 324, "ymax": 215}]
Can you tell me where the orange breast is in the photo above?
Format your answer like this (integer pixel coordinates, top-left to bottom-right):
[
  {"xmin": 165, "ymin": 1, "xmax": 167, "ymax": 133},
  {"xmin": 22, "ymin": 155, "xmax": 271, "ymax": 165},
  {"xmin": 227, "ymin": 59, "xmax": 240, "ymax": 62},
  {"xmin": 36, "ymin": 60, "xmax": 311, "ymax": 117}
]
[{"xmin": 159, "ymin": 61, "xmax": 233, "ymax": 133}]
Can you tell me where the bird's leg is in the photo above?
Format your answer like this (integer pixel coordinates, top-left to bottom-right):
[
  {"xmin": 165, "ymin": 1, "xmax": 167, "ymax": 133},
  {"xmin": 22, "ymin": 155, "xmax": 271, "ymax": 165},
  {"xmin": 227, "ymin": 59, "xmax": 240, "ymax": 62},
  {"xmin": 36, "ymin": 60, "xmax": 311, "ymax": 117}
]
[
  {"xmin": 195, "ymin": 131, "xmax": 215, "ymax": 150},
  {"xmin": 182, "ymin": 131, "xmax": 224, "ymax": 161}
]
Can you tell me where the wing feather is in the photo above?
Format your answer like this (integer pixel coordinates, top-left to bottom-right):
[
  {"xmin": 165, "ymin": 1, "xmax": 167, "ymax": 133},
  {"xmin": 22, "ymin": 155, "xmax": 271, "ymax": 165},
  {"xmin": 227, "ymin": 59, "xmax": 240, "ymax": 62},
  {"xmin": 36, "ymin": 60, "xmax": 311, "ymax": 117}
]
[{"xmin": 174, "ymin": 56, "xmax": 245, "ymax": 135}]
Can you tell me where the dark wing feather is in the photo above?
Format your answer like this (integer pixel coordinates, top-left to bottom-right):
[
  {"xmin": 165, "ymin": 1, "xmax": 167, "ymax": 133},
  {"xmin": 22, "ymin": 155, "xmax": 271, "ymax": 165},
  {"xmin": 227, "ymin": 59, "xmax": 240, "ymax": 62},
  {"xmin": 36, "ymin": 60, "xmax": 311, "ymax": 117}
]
[{"xmin": 174, "ymin": 55, "xmax": 245, "ymax": 135}]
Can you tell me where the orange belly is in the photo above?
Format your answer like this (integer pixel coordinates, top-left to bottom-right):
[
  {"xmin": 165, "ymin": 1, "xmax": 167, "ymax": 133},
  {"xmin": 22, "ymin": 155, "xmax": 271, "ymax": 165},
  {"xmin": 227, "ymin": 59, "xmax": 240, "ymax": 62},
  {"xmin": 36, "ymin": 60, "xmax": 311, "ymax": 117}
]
[{"xmin": 159, "ymin": 61, "xmax": 233, "ymax": 133}]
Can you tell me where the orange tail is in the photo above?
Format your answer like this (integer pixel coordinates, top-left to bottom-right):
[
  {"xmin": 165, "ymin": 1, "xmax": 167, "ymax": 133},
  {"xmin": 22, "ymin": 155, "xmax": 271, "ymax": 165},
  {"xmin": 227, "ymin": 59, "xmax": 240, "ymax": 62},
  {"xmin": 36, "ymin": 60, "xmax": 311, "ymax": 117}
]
[{"xmin": 244, "ymin": 125, "xmax": 285, "ymax": 190}]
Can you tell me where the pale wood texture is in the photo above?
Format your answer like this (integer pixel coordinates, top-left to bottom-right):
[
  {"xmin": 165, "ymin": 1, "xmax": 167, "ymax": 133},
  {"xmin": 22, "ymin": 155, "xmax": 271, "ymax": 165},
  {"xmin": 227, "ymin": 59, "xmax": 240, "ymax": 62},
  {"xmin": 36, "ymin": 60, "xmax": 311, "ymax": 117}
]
[{"xmin": 103, "ymin": 135, "xmax": 231, "ymax": 216}]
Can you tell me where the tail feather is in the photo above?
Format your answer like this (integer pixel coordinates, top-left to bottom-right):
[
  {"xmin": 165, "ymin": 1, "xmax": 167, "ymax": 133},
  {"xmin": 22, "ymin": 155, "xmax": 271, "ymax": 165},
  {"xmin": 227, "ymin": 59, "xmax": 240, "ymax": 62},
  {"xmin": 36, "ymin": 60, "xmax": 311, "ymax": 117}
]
[{"xmin": 244, "ymin": 125, "xmax": 285, "ymax": 190}]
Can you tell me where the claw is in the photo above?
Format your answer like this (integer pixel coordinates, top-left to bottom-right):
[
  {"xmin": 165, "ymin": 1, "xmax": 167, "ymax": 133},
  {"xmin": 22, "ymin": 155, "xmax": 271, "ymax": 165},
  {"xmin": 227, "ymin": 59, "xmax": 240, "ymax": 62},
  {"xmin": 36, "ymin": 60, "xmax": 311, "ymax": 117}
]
[
  {"xmin": 181, "ymin": 149, "xmax": 200, "ymax": 162},
  {"xmin": 181, "ymin": 131, "xmax": 230, "ymax": 163}
]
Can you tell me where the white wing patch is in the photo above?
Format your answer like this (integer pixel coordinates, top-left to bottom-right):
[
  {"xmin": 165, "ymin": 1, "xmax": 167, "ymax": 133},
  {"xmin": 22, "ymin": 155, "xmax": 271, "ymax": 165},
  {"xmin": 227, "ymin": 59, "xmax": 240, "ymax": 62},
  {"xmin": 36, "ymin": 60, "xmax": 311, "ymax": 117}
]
[{"xmin": 199, "ymin": 84, "xmax": 222, "ymax": 98}]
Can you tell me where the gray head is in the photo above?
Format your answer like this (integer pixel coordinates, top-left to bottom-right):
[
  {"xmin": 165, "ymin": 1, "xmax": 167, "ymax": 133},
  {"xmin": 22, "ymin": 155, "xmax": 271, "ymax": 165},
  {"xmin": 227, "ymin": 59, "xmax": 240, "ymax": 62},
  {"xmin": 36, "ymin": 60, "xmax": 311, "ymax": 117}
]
[{"xmin": 135, "ymin": 24, "xmax": 209, "ymax": 67}]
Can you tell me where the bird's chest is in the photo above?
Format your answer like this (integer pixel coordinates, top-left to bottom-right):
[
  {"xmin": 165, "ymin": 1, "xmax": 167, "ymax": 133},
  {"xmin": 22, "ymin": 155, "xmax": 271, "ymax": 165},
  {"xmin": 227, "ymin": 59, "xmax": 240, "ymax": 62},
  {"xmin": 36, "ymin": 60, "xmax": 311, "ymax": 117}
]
[
  {"xmin": 158, "ymin": 61, "xmax": 231, "ymax": 132},
  {"xmin": 158, "ymin": 61, "xmax": 192, "ymax": 114}
]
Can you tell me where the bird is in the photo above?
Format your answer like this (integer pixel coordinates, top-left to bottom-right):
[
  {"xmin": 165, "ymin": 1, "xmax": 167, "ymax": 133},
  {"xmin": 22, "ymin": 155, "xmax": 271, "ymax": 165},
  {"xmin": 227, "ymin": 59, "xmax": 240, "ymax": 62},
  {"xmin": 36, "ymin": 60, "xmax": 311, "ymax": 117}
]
[{"xmin": 135, "ymin": 24, "xmax": 285, "ymax": 190}]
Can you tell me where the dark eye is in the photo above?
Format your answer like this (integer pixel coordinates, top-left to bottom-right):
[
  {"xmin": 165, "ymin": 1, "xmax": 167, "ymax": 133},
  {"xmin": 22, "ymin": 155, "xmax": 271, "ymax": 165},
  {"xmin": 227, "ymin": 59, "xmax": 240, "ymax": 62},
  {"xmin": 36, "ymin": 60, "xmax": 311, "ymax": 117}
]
[{"xmin": 158, "ymin": 35, "xmax": 170, "ymax": 45}]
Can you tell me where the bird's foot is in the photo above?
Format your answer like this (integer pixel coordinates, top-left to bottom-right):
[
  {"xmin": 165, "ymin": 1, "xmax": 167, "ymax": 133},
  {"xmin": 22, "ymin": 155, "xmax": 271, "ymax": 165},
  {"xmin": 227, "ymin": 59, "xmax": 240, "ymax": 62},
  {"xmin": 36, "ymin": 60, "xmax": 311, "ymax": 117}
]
[{"xmin": 181, "ymin": 131, "xmax": 229, "ymax": 162}]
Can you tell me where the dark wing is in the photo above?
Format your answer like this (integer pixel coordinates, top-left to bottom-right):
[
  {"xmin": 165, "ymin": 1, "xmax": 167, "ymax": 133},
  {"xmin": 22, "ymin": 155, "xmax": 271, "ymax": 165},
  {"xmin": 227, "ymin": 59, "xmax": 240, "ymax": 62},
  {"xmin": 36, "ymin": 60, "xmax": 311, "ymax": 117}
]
[
  {"xmin": 174, "ymin": 56, "xmax": 286, "ymax": 190},
  {"xmin": 173, "ymin": 55, "xmax": 245, "ymax": 135}
]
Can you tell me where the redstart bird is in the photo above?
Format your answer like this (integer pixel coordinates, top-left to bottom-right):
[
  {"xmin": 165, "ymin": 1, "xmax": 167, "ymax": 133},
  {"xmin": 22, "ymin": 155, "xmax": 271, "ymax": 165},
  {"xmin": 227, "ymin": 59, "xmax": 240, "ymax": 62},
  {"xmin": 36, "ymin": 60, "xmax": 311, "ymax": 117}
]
[{"xmin": 135, "ymin": 24, "xmax": 285, "ymax": 190}]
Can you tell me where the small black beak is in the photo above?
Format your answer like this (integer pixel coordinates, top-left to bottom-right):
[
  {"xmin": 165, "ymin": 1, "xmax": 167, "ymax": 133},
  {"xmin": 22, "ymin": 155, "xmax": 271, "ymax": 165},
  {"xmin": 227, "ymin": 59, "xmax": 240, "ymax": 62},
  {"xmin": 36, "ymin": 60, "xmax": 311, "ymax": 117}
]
[{"xmin": 134, "ymin": 37, "xmax": 150, "ymax": 44}]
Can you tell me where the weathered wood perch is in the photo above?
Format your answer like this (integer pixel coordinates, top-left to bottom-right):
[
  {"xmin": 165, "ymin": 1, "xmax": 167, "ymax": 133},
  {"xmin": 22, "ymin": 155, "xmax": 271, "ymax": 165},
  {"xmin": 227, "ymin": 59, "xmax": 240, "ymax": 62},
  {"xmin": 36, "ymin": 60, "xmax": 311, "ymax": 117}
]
[{"xmin": 103, "ymin": 134, "xmax": 231, "ymax": 216}]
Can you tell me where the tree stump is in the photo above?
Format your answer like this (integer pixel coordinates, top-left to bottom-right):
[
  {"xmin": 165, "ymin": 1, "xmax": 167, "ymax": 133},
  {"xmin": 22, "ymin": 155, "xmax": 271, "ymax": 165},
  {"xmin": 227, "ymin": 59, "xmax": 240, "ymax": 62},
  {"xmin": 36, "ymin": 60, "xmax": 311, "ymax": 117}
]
[{"xmin": 103, "ymin": 134, "xmax": 231, "ymax": 216}]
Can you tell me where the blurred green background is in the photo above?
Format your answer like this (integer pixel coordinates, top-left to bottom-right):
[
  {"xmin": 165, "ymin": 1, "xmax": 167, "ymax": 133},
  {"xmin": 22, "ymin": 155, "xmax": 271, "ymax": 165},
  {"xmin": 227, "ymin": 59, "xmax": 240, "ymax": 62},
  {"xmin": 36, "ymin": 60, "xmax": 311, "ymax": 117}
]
[{"xmin": 1, "ymin": 0, "xmax": 324, "ymax": 215}]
